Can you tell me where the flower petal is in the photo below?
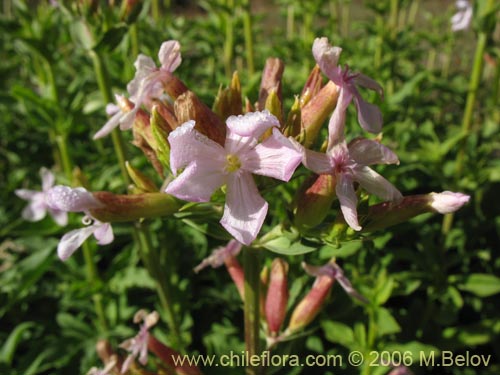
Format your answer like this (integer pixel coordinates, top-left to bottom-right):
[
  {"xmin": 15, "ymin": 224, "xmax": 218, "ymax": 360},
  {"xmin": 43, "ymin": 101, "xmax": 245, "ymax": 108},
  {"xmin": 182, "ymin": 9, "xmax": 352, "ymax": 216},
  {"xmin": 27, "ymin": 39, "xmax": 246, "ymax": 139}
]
[
  {"xmin": 158, "ymin": 40, "xmax": 181, "ymax": 72},
  {"xmin": 353, "ymin": 73, "xmax": 384, "ymax": 99},
  {"xmin": 245, "ymin": 128, "xmax": 302, "ymax": 181},
  {"xmin": 221, "ymin": 173, "xmax": 268, "ymax": 245},
  {"xmin": 93, "ymin": 223, "xmax": 114, "ymax": 245},
  {"xmin": 15, "ymin": 189, "xmax": 38, "ymax": 200},
  {"xmin": 22, "ymin": 197, "xmax": 47, "ymax": 222},
  {"xmin": 336, "ymin": 173, "xmax": 361, "ymax": 231},
  {"xmin": 354, "ymin": 166, "xmax": 402, "ymax": 202},
  {"xmin": 168, "ymin": 120, "xmax": 225, "ymax": 175},
  {"xmin": 352, "ymin": 92, "xmax": 383, "ymax": 134},
  {"xmin": 226, "ymin": 110, "xmax": 279, "ymax": 139},
  {"xmin": 193, "ymin": 239, "xmax": 243, "ymax": 273},
  {"xmin": 127, "ymin": 54, "xmax": 156, "ymax": 96},
  {"xmin": 45, "ymin": 185, "xmax": 103, "ymax": 212},
  {"xmin": 349, "ymin": 138, "xmax": 399, "ymax": 165},
  {"xmin": 57, "ymin": 225, "xmax": 97, "ymax": 261},
  {"xmin": 429, "ymin": 191, "xmax": 470, "ymax": 214},
  {"xmin": 49, "ymin": 209, "xmax": 68, "ymax": 226},
  {"xmin": 165, "ymin": 161, "xmax": 225, "ymax": 202},
  {"xmin": 312, "ymin": 37, "xmax": 343, "ymax": 82},
  {"xmin": 93, "ymin": 110, "xmax": 123, "ymax": 139},
  {"xmin": 327, "ymin": 87, "xmax": 353, "ymax": 147},
  {"xmin": 40, "ymin": 167, "xmax": 55, "ymax": 191}
]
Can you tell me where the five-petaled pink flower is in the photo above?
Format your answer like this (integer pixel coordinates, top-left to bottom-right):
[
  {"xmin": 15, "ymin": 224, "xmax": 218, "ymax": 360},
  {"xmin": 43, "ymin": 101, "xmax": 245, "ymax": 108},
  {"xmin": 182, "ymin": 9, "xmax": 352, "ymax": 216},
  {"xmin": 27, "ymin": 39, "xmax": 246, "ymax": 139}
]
[
  {"xmin": 165, "ymin": 110, "xmax": 302, "ymax": 245},
  {"xmin": 120, "ymin": 310, "xmax": 159, "ymax": 374},
  {"xmin": 93, "ymin": 40, "xmax": 181, "ymax": 139},
  {"xmin": 313, "ymin": 37, "xmax": 384, "ymax": 144},
  {"xmin": 15, "ymin": 167, "xmax": 68, "ymax": 226},
  {"xmin": 45, "ymin": 185, "xmax": 114, "ymax": 261},
  {"xmin": 294, "ymin": 137, "xmax": 402, "ymax": 231}
]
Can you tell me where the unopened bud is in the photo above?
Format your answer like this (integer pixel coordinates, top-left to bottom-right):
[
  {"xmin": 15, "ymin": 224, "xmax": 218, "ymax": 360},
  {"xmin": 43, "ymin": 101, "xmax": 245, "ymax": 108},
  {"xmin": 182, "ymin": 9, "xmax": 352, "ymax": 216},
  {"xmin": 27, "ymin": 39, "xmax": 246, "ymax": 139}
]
[
  {"xmin": 161, "ymin": 71, "xmax": 189, "ymax": 100},
  {"xmin": 283, "ymin": 96, "xmax": 302, "ymax": 137},
  {"xmin": 148, "ymin": 335, "xmax": 202, "ymax": 375},
  {"xmin": 151, "ymin": 105, "xmax": 173, "ymax": 171},
  {"xmin": 300, "ymin": 81, "xmax": 339, "ymax": 148},
  {"xmin": 294, "ymin": 174, "xmax": 337, "ymax": 230},
  {"xmin": 265, "ymin": 258, "xmax": 289, "ymax": 335},
  {"xmin": 90, "ymin": 192, "xmax": 180, "ymax": 222},
  {"xmin": 225, "ymin": 255, "xmax": 245, "ymax": 301},
  {"xmin": 174, "ymin": 91, "xmax": 226, "ymax": 145},
  {"xmin": 213, "ymin": 71, "xmax": 243, "ymax": 120},
  {"xmin": 126, "ymin": 162, "xmax": 158, "ymax": 193},
  {"xmin": 361, "ymin": 191, "xmax": 470, "ymax": 232},
  {"xmin": 257, "ymin": 58, "xmax": 284, "ymax": 112},
  {"xmin": 300, "ymin": 65, "xmax": 323, "ymax": 108}
]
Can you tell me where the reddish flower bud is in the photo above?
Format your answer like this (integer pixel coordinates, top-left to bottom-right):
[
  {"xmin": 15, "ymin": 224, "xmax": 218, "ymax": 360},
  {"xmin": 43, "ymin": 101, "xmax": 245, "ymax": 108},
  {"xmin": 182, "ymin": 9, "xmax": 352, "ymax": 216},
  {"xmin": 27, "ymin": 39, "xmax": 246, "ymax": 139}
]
[
  {"xmin": 257, "ymin": 58, "xmax": 284, "ymax": 114},
  {"xmin": 148, "ymin": 335, "xmax": 202, "ymax": 375},
  {"xmin": 265, "ymin": 258, "xmax": 289, "ymax": 335},
  {"xmin": 213, "ymin": 71, "xmax": 243, "ymax": 120},
  {"xmin": 300, "ymin": 65, "xmax": 323, "ymax": 108}
]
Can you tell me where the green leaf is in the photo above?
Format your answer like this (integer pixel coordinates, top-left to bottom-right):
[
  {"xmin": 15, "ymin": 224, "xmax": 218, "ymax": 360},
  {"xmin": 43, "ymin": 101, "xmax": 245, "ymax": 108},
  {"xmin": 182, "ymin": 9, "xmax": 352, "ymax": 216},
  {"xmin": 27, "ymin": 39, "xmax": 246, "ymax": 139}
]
[
  {"xmin": 93, "ymin": 24, "xmax": 128, "ymax": 53},
  {"xmin": 70, "ymin": 19, "xmax": 95, "ymax": 51},
  {"xmin": 0, "ymin": 322, "xmax": 35, "ymax": 365},
  {"xmin": 321, "ymin": 320, "xmax": 354, "ymax": 348},
  {"xmin": 457, "ymin": 273, "xmax": 500, "ymax": 297},
  {"xmin": 376, "ymin": 307, "xmax": 401, "ymax": 336}
]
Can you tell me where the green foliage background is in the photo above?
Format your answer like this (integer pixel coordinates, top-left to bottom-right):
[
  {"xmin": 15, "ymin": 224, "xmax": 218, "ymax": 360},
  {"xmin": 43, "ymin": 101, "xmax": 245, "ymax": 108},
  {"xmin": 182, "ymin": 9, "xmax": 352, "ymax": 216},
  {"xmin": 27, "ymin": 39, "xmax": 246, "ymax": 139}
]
[{"xmin": 0, "ymin": 0, "xmax": 499, "ymax": 374}]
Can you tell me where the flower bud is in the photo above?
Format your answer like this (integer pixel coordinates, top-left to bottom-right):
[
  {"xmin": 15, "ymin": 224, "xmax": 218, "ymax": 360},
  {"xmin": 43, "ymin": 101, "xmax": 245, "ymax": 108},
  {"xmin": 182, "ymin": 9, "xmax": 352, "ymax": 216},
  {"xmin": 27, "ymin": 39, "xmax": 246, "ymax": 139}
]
[
  {"xmin": 294, "ymin": 174, "xmax": 337, "ymax": 230},
  {"xmin": 361, "ymin": 191, "xmax": 470, "ymax": 232},
  {"xmin": 125, "ymin": 162, "xmax": 158, "ymax": 193},
  {"xmin": 161, "ymin": 71, "xmax": 189, "ymax": 100},
  {"xmin": 300, "ymin": 65, "xmax": 323, "ymax": 108},
  {"xmin": 283, "ymin": 96, "xmax": 301, "ymax": 137},
  {"xmin": 148, "ymin": 335, "xmax": 202, "ymax": 375},
  {"xmin": 257, "ymin": 58, "xmax": 284, "ymax": 113},
  {"xmin": 265, "ymin": 258, "xmax": 289, "ymax": 335},
  {"xmin": 89, "ymin": 192, "xmax": 180, "ymax": 222},
  {"xmin": 286, "ymin": 271, "xmax": 335, "ymax": 333},
  {"xmin": 225, "ymin": 255, "xmax": 245, "ymax": 301},
  {"xmin": 213, "ymin": 71, "xmax": 243, "ymax": 120},
  {"xmin": 300, "ymin": 81, "xmax": 339, "ymax": 148},
  {"xmin": 174, "ymin": 90, "xmax": 226, "ymax": 145}
]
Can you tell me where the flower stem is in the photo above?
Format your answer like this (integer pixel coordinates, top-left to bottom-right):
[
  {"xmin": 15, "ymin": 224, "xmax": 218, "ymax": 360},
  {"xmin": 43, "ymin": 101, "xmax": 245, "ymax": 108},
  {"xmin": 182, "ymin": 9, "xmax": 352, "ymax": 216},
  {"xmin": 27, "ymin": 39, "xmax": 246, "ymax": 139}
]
[
  {"xmin": 443, "ymin": 0, "xmax": 495, "ymax": 234},
  {"xmin": 89, "ymin": 50, "xmax": 130, "ymax": 186},
  {"xmin": 241, "ymin": 0, "xmax": 255, "ymax": 75},
  {"xmin": 136, "ymin": 222, "xmax": 185, "ymax": 352},
  {"xmin": 243, "ymin": 247, "xmax": 262, "ymax": 375}
]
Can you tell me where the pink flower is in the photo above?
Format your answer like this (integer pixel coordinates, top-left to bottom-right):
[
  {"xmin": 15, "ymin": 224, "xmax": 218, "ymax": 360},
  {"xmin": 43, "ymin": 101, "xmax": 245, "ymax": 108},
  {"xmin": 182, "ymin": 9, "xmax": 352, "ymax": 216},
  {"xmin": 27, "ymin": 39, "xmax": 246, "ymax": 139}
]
[
  {"xmin": 15, "ymin": 167, "xmax": 68, "ymax": 226},
  {"xmin": 165, "ymin": 111, "xmax": 302, "ymax": 245},
  {"xmin": 93, "ymin": 40, "xmax": 181, "ymax": 139},
  {"xmin": 295, "ymin": 137, "xmax": 402, "ymax": 231},
  {"xmin": 429, "ymin": 191, "xmax": 470, "ymax": 214},
  {"xmin": 451, "ymin": 0, "xmax": 473, "ymax": 32},
  {"xmin": 120, "ymin": 310, "xmax": 159, "ymax": 374},
  {"xmin": 193, "ymin": 239, "xmax": 242, "ymax": 273},
  {"xmin": 86, "ymin": 358, "xmax": 117, "ymax": 375},
  {"xmin": 313, "ymin": 37, "xmax": 384, "ymax": 144},
  {"xmin": 45, "ymin": 185, "xmax": 113, "ymax": 261}
]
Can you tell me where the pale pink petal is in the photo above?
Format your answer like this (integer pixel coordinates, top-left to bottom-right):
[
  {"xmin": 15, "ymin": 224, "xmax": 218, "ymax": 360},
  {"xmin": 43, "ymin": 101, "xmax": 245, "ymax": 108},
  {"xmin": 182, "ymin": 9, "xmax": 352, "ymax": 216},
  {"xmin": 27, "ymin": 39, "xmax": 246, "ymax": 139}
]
[
  {"xmin": 22, "ymin": 197, "xmax": 47, "ymax": 222},
  {"xmin": 353, "ymin": 166, "xmax": 402, "ymax": 202},
  {"xmin": 127, "ymin": 54, "xmax": 156, "ymax": 97},
  {"xmin": 168, "ymin": 121, "xmax": 225, "ymax": 175},
  {"xmin": 93, "ymin": 110, "xmax": 122, "ymax": 139},
  {"xmin": 336, "ymin": 173, "xmax": 361, "ymax": 231},
  {"xmin": 120, "ymin": 355, "xmax": 133, "ymax": 374},
  {"xmin": 158, "ymin": 40, "xmax": 181, "ymax": 72},
  {"xmin": 354, "ymin": 73, "xmax": 384, "ymax": 99},
  {"xmin": 50, "ymin": 209, "xmax": 68, "ymax": 226},
  {"xmin": 57, "ymin": 225, "xmax": 97, "ymax": 261},
  {"xmin": 193, "ymin": 240, "xmax": 242, "ymax": 273},
  {"xmin": 45, "ymin": 185, "xmax": 103, "ymax": 212},
  {"xmin": 430, "ymin": 191, "xmax": 470, "ymax": 214},
  {"xmin": 349, "ymin": 139, "xmax": 399, "ymax": 165},
  {"xmin": 15, "ymin": 189, "xmax": 38, "ymax": 200},
  {"xmin": 119, "ymin": 107, "xmax": 138, "ymax": 131},
  {"xmin": 302, "ymin": 148, "xmax": 333, "ymax": 174},
  {"xmin": 40, "ymin": 167, "xmax": 55, "ymax": 191},
  {"xmin": 312, "ymin": 37, "xmax": 343, "ymax": 82},
  {"xmin": 93, "ymin": 223, "xmax": 114, "ymax": 245},
  {"xmin": 165, "ymin": 161, "xmax": 225, "ymax": 202},
  {"xmin": 327, "ymin": 87, "xmax": 353, "ymax": 147},
  {"xmin": 105, "ymin": 102, "xmax": 120, "ymax": 116},
  {"xmin": 226, "ymin": 110, "xmax": 279, "ymax": 139},
  {"xmin": 221, "ymin": 173, "xmax": 268, "ymax": 245},
  {"xmin": 245, "ymin": 128, "xmax": 302, "ymax": 181},
  {"xmin": 352, "ymin": 92, "xmax": 383, "ymax": 134}
]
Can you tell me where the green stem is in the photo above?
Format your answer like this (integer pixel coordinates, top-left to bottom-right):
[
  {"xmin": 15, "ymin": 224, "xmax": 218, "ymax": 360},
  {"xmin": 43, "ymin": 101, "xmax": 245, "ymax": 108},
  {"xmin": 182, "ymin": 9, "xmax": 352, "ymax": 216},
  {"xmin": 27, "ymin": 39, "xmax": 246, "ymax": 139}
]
[
  {"xmin": 243, "ymin": 247, "xmax": 262, "ymax": 375},
  {"xmin": 242, "ymin": 0, "xmax": 255, "ymax": 75},
  {"xmin": 151, "ymin": 0, "xmax": 160, "ymax": 23},
  {"xmin": 136, "ymin": 222, "xmax": 185, "ymax": 352}
]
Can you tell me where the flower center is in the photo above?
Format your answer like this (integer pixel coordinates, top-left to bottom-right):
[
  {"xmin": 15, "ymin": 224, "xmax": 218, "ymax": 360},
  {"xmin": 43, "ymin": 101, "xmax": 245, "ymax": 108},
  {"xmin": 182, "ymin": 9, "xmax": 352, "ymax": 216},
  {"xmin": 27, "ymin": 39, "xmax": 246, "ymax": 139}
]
[{"xmin": 225, "ymin": 154, "xmax": 242, "ymax": 173}]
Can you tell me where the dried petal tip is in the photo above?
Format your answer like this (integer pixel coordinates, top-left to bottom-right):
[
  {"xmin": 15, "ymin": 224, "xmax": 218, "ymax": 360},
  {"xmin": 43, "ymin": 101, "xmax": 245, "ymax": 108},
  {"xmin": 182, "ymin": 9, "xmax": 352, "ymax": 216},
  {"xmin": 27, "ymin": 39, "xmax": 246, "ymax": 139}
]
[
  {"xmin": 429, "ymin": 191, "xmax": 470, "ymax": 214},
  {"xmin": 193, "ymin": 240, "xmax": 242, "ymax": 273}
]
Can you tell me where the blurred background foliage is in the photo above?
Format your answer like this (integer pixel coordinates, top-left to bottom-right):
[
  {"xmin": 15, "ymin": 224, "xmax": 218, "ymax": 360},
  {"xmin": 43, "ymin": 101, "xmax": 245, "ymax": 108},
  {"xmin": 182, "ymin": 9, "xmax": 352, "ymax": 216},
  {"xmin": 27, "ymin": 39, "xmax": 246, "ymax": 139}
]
[{"xmin": 0, "ymin": 0, "xmax": 499, "ymax": 374}]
